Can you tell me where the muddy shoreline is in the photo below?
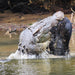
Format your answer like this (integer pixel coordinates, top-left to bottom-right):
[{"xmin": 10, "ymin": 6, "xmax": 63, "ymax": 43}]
[
  {"xmin": 0, "ymin": 10, "xmax": 75, "ymax": 31},
  {"xmin": 0, "ymin": 11, "xmax": 51, "ymax": 31}
]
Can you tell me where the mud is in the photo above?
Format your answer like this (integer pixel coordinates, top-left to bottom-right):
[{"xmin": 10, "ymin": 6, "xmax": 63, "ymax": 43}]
[{"xmin": 0, "ymin": 10, "xmax": 74, "ymax": 31}]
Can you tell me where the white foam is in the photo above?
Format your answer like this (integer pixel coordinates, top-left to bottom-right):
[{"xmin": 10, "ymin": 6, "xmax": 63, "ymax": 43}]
[
  {"xmin": 7, "ymin": 50, "xmax": 75, "ymax": 60},
  {"xmin": 7, "ymin": 50, "xmax": 37, "ymax": 59}
]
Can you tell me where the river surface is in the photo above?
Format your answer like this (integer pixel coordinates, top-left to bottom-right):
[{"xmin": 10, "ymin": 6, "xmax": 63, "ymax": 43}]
[
  {"xmin": 0, "ymin": 58, "xmax": 75, "ymax": 75},
  {"xmin": 0, "ymin": 31, "xmax": 75, "ymax": 75}
]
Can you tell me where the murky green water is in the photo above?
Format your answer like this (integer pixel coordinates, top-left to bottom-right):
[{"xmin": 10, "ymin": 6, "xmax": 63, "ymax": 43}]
[
  {"xmin": 0, "ymin": 58, "xmax": 75, "ymax": 75},
  {"xmin": 0, "ymin": 31, "xmax": 75, "ymax": 75},
  {"xmin": 0, "ymin": 31, "xmax": 19, "ymax": 58}
]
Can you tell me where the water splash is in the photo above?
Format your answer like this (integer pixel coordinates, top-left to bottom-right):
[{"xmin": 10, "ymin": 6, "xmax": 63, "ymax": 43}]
[{"xmin": 7, "ymin": 50, "xmax": 74, "ymax": 59}]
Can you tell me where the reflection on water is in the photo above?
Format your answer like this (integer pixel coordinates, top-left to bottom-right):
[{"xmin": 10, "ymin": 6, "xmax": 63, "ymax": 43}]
[{"xmin": 0, "ymin": 58, "xmax": 75, "ymax": 75}]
